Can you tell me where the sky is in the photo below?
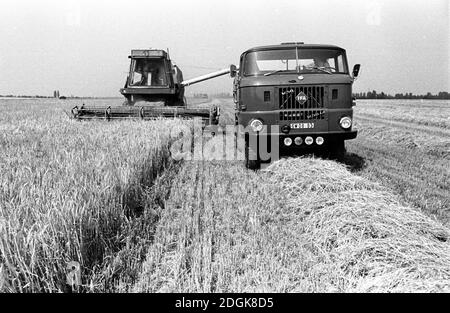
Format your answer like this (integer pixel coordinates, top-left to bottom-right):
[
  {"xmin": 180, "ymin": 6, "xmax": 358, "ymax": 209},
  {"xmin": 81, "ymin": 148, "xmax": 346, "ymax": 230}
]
[{"xmin": 0, "ymin": 0, "xmax": 448, "ymax": 97}]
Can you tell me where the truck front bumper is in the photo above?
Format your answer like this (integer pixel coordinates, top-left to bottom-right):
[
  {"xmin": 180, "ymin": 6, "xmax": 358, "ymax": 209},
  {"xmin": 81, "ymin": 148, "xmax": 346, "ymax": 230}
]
[
  {"xmin": 238, "ymin": 129, "xmax": 357, "ymax": 140},
  {"xmin": 278, "ymin": 130, "xmax": 358, "ymax": 141}
]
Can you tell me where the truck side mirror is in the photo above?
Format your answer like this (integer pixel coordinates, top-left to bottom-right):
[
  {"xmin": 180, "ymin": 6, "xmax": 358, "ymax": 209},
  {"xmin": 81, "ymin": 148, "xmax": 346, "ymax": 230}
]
[
  {"xmin": 352, "ymin": 64, "xmax": 361, "ymax": 78},
  {"xmin": 230, "ymin": 64, "xmax": 237, "ymax": 78}
]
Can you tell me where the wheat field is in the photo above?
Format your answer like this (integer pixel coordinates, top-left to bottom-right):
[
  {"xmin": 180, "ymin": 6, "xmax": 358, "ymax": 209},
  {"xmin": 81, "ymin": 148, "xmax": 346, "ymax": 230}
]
[{"xmin": 0, "ymin": 98, "xmax": 449, "ymax": 292}]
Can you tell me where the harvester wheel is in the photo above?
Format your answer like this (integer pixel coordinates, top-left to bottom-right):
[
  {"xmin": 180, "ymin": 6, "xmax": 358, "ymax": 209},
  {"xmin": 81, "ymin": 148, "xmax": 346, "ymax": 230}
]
[
  {"xmin": 209, "ymin": 106, "xmax": 220, "ymax": 126},
  {"xmin": 122, "ymin": 99, "xmax": 135, "ymax": 106},
  {"xmin": 245, "ymin": 135, "xmax": 260, "ymax": 170}
]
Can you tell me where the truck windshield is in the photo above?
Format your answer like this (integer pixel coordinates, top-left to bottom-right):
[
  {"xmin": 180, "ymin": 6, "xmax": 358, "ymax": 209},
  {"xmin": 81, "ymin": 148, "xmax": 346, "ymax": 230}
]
[{"xmin": 243, "ymin": 48, "xmax": 348, "ymax": 76}]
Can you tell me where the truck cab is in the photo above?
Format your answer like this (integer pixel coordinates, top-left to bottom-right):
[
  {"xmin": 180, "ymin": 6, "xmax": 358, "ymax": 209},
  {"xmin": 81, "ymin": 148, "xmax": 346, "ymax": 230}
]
[
  {"xmin": 233, "ymin": 43, "xmax": 360, "ymax": 169},
  {"xmin": 120, "ymin": 49, "xmax": 185, "ymax": 106}
]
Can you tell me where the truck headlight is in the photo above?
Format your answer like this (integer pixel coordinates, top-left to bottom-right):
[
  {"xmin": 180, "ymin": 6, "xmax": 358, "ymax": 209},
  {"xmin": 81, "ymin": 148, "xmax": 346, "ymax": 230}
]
[
  {"xmin": 281, "ymin": 125, "xmax": 290, "ymax": 134},
  {"xmin": 249, "ymin": 119, "xmax": 263, "ymax": 132},
  {"xmin": 339, "ymin": 117, "xmax": 352, "ymax": 129}
]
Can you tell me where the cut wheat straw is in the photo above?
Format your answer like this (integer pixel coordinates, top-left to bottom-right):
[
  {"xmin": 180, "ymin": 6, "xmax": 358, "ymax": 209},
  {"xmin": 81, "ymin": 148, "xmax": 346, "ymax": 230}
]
[{"xmin": 263, "ymin": 158, "xmax": 450, "ymax": 292}]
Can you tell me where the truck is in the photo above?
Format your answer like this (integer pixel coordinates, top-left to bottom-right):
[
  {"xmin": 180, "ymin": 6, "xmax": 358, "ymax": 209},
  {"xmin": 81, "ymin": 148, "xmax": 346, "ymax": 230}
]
[{"xmin": 233, "ymin": 42, "xmax": 360, "ymax": 169}]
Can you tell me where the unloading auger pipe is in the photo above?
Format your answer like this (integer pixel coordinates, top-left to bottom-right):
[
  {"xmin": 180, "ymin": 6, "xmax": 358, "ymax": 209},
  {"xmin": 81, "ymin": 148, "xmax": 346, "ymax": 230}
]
[{"xmin": 181, "ymin": 65, "xmax": 237, "ymax": 87}]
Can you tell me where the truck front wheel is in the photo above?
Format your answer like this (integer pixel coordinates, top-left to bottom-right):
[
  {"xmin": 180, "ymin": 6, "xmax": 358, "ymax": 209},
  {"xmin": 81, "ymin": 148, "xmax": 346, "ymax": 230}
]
[
  {"xmin": 245, "ymin": 135, "xmax": 260, "ymax": 170},
  {"xmin": 328, "ymin": 139, "xmax": 346, "ymax": 161}
]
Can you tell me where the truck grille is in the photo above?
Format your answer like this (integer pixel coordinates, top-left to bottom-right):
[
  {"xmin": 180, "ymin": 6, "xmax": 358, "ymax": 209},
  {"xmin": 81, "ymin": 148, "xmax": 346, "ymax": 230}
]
[
  {"xmin": 279, "ymin": 86, "xmax": 325, "ymax": 109},
  {"xmin": 279, "ymin": 110, "xmax": 325, "ymax": 121}
]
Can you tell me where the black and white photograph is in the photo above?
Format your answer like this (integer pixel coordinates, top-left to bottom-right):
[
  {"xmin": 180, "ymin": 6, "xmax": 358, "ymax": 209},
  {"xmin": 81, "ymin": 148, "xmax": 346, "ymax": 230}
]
[{"xmin": 0, "ymin": 0, "xmax": 449, "ymax": 304}]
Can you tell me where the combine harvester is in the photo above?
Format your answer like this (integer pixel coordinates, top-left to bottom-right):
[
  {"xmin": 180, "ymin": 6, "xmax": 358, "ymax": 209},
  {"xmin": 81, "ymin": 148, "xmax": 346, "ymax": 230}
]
[{"xmin": 71, "ymin": 49, "xmax": 237, "ymax": 126}]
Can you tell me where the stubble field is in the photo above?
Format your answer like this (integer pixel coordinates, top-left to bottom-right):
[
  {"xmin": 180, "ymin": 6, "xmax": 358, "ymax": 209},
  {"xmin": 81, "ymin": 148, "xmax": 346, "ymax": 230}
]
[
  {"xmin": 0, "ymin": 97, "xmax": 449, "ymax": 292},
  {"xmin": 347, "ymin": 99, "xmax": 450, "ymax": 226}
]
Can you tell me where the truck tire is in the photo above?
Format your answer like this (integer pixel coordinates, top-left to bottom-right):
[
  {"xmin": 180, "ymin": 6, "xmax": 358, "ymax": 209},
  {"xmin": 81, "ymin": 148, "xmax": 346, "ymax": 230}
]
[
  {"xmin": 245, "ymin": 135, "xmax": 260, "ymax": 170},
  {"xmin": 328, "ymin": 139, "xmax": 346, "ymax": 161}
]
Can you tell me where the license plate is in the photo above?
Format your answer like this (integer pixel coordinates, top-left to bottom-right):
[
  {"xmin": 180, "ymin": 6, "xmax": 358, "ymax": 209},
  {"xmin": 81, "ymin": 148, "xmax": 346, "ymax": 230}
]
[{"xmin": 290, "ymin": 122, "xmax": 315, "ymax": 129}]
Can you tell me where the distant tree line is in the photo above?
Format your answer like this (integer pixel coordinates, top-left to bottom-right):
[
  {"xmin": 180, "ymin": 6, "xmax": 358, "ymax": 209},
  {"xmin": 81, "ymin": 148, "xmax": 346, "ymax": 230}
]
[
  {"xmin": 1, "ymin": 90, "xmax": 448, "ymax": 100},
  {"xmin": 0, "ymin": 94, "xmax": 54, "ymax": 98},
  {"xmin": 193, "ymin": 93, "xmax": 208, "ymax": 99},
  {"xmin": 211, "ymin": 92, "xmax": 233, "ymax": 98},
  {"xmin": 353, "ymin": 91, "xmax": 450, "ymax": 100},
  {"xmin": 0, "ymin": 94, "xmax": 117, "ymax": 99}
]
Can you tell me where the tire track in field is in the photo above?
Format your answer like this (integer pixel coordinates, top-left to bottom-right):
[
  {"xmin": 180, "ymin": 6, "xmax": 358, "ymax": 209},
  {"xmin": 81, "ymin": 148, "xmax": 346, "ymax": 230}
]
[{"xmin": 356, "ymin": 115, "xmax": 450, "ymax": 138}]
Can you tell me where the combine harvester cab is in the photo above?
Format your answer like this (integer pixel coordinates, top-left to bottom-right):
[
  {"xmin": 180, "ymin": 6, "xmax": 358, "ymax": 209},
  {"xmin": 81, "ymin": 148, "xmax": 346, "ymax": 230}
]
[
  {"xmin": 71, "ymin": 48, "xmax": 237, "ymax": 127},
  {"xmin": 120, "ymin": 49, "xmax": 184, "ymax": 106}
]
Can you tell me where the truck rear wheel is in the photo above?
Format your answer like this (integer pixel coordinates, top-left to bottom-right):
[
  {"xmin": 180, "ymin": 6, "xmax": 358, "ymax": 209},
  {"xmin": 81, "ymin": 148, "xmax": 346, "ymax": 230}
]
[{"xmin": 245, "ymin": 135, "xmax": 260, "ymax": 170}]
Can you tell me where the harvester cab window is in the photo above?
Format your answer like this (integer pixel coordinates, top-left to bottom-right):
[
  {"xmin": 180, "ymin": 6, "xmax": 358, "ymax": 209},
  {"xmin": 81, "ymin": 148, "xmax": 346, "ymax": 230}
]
[
  {"xmin": 130, "ymin": 59, "xmax": 168, "ymax": 86},
  {"xmin": 131, "ymin": 72, "xmax": 143, "ymax": 85},
  {"xmin": 244, "ymin": 48, "xmax": 348, "ymax": 76}
]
